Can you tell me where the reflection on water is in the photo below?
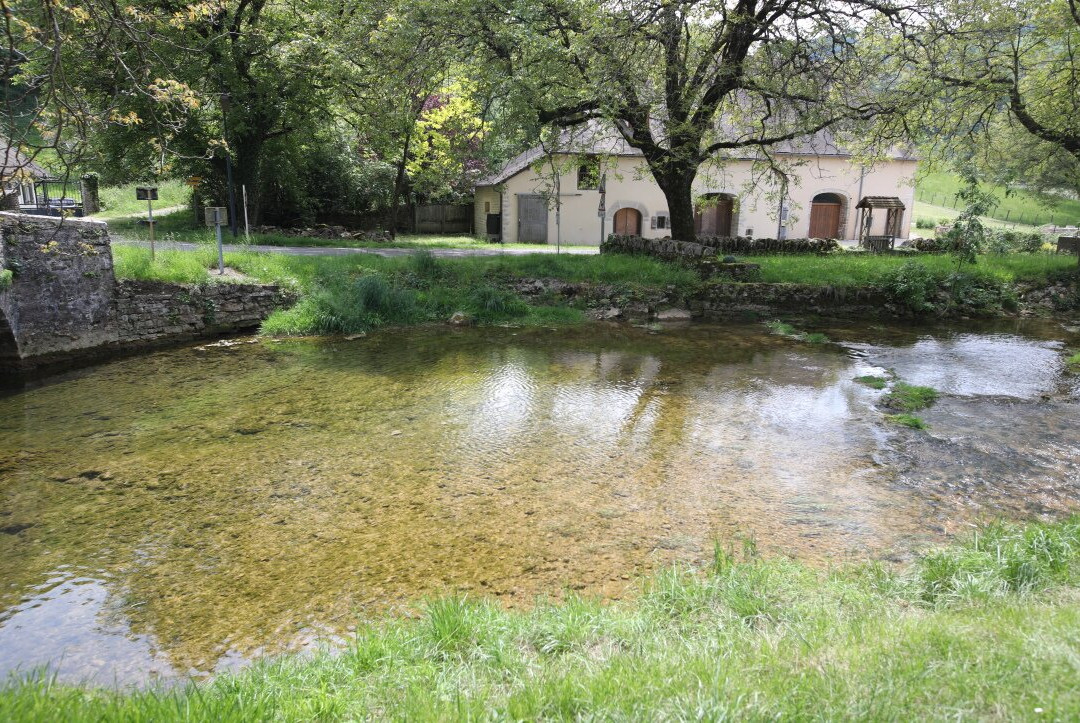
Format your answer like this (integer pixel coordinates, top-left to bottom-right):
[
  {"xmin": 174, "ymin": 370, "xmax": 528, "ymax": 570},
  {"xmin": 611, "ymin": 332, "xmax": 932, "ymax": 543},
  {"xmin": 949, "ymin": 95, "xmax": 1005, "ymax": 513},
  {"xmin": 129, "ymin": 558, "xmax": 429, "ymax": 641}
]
[{"xmin": 1, "ymin": 319, "xmax": 1078, "ymax": 685}]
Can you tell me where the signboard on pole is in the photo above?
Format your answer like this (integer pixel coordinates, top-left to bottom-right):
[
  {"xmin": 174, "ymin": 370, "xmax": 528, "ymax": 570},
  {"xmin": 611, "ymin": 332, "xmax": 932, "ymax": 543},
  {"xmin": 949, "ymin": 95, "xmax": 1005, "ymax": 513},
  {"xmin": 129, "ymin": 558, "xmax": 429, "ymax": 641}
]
[
  {"xmin": 204, "ymin": 207, "xmax": 227, "ymax": 274},
  {"xmin": 135, "ymin": 186, "xmax": 158, "ymax": 201}
]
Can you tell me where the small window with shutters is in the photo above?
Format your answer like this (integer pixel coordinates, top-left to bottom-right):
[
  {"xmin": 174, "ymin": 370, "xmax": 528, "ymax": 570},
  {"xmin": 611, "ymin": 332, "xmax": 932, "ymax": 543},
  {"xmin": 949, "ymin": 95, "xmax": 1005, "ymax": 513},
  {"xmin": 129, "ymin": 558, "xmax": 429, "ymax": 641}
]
[{"xmin": 651, "ymin": 213, "xmax": 669, "ymax": 230}]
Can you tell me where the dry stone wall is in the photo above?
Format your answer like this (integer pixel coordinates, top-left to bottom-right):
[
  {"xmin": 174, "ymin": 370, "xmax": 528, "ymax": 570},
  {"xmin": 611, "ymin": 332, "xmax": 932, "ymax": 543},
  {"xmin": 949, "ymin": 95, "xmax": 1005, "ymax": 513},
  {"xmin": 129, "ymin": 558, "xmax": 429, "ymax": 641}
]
[
  {"xmin": 600, "ymin": 234, "xmax": 840, "ymax": 259},
  {"xmin": 0, "ymin": 212, "xmax": 292, "ymax": 374},
  {"xmin": 0, "ymin": 214, "xmax": 117, "ymax": 362},
  {"xmin": 116, "ymin": 281, "xmax": 293, "ymax": 343}
]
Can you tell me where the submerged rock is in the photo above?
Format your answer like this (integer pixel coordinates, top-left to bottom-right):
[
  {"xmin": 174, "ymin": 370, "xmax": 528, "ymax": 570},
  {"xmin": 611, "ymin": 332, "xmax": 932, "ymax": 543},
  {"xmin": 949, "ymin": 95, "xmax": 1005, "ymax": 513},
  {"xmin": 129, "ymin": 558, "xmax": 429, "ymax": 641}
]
[
  {"xmin": 448, "ymin": 311, "xmax": 473, "ymax": 326},
  {"xmin": 655, "ymin": 308, "xmax": 692, "ymax": 321}
]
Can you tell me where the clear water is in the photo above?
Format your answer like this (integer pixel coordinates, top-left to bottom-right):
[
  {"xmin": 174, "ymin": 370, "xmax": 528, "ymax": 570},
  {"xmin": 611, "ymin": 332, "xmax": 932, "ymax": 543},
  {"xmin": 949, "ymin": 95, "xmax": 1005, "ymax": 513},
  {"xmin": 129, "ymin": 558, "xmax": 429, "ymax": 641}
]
[{"xmin": 1, "ymin": 319, "xmax": 1078, "ymax": 685}]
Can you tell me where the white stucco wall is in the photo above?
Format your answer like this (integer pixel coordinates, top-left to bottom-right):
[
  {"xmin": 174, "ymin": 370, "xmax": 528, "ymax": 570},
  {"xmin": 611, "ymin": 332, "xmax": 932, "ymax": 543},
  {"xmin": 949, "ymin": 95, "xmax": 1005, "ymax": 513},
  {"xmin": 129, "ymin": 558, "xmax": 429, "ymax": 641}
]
[{"xmin": 477, "ymin": 153, "xmax": 917, "ymax": 245}]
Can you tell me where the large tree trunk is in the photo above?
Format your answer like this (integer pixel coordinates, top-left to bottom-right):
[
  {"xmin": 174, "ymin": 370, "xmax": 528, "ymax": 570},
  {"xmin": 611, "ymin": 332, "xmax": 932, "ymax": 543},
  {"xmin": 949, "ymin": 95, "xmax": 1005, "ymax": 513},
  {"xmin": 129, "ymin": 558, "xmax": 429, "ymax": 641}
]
[
  {"xmin": 655, "ymin": 170, "xmax": 697, "ymax": 241},
  {"xmin": 388, "ymin": 130, "xmax": 413, "ymax": 240}
]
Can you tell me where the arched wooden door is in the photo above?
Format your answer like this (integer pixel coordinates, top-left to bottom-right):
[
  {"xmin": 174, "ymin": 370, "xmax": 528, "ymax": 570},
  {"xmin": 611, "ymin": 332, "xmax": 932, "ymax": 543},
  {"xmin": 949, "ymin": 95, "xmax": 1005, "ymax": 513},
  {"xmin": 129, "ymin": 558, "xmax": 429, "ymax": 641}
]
[
  {"xmin": 808, "ymin": 193, "xmax": 843, "ymax": 239},
  {"xmin": 694, "ymin": 195, "xmax": 734, "ymax": 237},
  {"xmin": 613, "ymin": 207, "xmax": 642, "ymax": 235}
]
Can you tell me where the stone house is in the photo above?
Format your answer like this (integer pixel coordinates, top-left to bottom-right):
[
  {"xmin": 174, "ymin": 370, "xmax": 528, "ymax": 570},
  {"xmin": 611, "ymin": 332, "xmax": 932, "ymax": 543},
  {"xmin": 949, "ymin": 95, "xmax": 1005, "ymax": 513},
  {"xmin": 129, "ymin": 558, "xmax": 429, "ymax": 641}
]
[
  {"xmin": 1, "ymin": 141, "xmax": 50, "ymax": 211},
  {"xmin": 474, "ymin": 125, "xmax": 917, "ymax": 245}
]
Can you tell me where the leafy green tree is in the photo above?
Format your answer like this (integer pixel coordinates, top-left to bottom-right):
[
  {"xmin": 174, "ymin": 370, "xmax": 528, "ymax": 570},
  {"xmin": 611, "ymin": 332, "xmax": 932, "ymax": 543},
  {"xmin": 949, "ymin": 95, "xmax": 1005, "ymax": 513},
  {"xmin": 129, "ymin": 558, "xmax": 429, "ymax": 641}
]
[{"xmin": 466, "ymin": 0, "xmax": 919, "ymax": 241}]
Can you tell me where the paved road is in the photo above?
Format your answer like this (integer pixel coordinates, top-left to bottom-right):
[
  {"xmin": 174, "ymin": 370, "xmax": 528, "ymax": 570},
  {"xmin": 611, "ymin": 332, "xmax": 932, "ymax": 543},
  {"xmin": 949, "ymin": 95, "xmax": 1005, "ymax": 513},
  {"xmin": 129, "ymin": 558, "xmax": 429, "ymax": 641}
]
[{"xmin": 113, "ymin": 238, "xmax": 600, "ymax": 258}]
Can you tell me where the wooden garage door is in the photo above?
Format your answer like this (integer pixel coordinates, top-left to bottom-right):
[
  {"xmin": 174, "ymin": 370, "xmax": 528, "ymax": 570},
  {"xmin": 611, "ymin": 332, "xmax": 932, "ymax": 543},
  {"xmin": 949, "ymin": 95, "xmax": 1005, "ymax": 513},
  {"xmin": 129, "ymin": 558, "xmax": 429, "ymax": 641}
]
[
  {"xmin": 694, "ymin": 197, "xmax": 733, "ymax": 237},
  {"xmin": 808, "ymin": 202, "xmax": 841, "ymax": 239},
  {"xmin": 517, "ymin": 194, "xmax": 548, "ymax": 243},
  {"xmin": 613, "ymin": 207, "xmax": 641, "ymax": 235}
]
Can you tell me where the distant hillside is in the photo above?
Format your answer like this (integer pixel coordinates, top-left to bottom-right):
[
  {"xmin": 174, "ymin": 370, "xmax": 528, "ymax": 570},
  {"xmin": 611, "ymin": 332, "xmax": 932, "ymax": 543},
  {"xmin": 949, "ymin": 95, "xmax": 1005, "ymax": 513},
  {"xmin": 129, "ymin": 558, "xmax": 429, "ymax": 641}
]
[{"xmin": 916, "ymin": 171, "xmax": 1080, "ymax": 227}]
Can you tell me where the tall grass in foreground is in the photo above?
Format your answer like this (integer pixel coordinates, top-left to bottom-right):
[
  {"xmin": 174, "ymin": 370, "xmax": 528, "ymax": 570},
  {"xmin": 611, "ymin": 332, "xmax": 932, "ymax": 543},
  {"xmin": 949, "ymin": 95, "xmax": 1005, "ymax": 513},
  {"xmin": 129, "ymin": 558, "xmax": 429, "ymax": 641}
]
[{"xmin": 3, "ymin": 517, "xmax": 1080, "ymax": 720}]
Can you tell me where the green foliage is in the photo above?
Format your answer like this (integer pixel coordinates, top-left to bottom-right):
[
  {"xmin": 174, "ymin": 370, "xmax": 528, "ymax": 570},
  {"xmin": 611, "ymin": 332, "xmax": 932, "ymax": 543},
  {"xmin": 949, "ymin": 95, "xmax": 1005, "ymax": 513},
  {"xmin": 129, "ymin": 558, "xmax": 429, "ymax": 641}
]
[
  {"xmin": 764, "ymin": 320, "xmax": 798, "ymax": 336},
  {"xmin": 942, "ymin": 172, "xmax": 996, "ymax": 268},
  {"xmin": 764, "ymin": 320, "xmax": 829, "ymax": 344},
  {"xmin": 916, "ymin": 519, "xmax": 1080, "ymax": 603},
  {"xmin": 0, "ymin": 269, "xmax": 11, "ymax": 291},
  {"xmin": 5, "ymin": 517, "xmax": 1080, "ymax": 719},
  {"xmin": 914, "ymin": 216, "xmax": 936, "ymax": 229},
  {"xmin": 854, "ymin": 375, "xmax": 889, "ymax": 389},
  {"xmin": 746, "ymin": 252, "xmax": 1074, "ymax": 287},
  {"xmin": 879, "ymin": 261, "xmax": 937, "ymax": 312},
  {"xmin": 886, "ymin": 413, "xmax": 928, "ymax": 429},
  {"xmin": 110, "ymin": 246, "xmax": 219, "ymax": 285},
  {"xmin": 93, "ymin": 180, "xmax": 191, "ymax": 219},
  {"xmin": 983, "ymin": 229, "xmax": 1048, "ymax": 255},
  {"xmin": 883, "ymin": 382, "xmax": 939, "ymax": 412},
  {"xmin": 1067, "ymin": 352, "xmax": 1080, "ymax": 367},
  {"xmin": 917, "ymin": 171, "xmax": 1080, "ymax": 228}
]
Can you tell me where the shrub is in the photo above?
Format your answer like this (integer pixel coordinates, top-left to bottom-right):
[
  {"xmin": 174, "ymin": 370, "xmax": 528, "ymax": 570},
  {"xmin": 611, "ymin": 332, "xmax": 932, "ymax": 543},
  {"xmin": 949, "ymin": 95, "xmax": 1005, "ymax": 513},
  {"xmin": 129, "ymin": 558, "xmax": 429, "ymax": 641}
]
[
  {"xmin": 915, "ymin": 217, "xmax": 935, "ymax": 229},
  {"xmin": 984, "ymin": 230, "xmax": 1047, "ymax": 254},
  {"xmin": 470, "ymin": 285, "xmax": 529, "ymax": 320},
  {"xmin": 409, "ymin": 249, "xmax": 442, "ymax": 280},
  {"xmin": 879, "ymin": 261, "xmax": 937, "ymax": 312},
  {"xmin": 0, "ymin": 268, "xmax": 11, "ymax": 290},
  {"xmin": 909, "ymin": 237, "xmax": 949, "ymax": 253}
]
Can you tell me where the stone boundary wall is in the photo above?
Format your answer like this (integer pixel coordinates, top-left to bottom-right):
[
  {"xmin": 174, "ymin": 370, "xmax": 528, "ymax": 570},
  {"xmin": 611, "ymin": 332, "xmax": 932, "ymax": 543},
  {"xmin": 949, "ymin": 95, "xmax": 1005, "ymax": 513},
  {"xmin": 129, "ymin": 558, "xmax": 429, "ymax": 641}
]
[
  {"xmin": 600, "ymin": 234, "xmax": 840, "ymax": 261},
  {"xmin": 600, "ymin": 234, "xmax": 722, "ymax": 261},
  {"xmin": 691, "ymin": 283, "xmax": 890, "ymax": 318},
  {"xmin": 116, "ymin": 281, "xmax": 295, "ymax": 344}
]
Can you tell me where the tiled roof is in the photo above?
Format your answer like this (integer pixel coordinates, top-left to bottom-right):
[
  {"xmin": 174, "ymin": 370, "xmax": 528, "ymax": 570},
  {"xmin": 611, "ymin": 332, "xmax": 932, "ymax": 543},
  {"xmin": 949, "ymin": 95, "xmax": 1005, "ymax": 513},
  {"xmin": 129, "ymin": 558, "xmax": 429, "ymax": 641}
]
[
  {"xmin": 856, "ymin": 196, "xmax": 906, "ymax": 209},
  {"xmin": 478, "ymin": 121, "xmax": 917, "ymax": 187},
  {"xmin": 0, "ymin": 140, "xmax": 50, "ymax": 179}
]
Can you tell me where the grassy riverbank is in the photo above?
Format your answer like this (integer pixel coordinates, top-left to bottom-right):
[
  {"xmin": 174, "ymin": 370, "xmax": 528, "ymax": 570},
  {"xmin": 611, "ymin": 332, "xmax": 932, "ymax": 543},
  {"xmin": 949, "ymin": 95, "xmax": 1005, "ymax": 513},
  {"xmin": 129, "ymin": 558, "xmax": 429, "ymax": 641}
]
[
  {"xmin": 111, "ymin": 245, "xmax": 700, "ymax": 334},
  {"xmin": 3, "ymin": 517, "xmax": 1080, "ymax": 719},
  {"xmin": 110, "ymin": 244, "xmax": 1078, "ymax": 335}
]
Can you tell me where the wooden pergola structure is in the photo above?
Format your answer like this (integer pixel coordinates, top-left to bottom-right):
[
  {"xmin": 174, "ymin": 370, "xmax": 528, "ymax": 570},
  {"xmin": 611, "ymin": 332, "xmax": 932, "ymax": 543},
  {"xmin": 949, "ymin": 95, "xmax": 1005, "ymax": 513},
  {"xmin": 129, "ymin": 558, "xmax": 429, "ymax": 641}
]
[{"xmin": 854, "ymin": 196, "xmax": 905, "ymax": 252}]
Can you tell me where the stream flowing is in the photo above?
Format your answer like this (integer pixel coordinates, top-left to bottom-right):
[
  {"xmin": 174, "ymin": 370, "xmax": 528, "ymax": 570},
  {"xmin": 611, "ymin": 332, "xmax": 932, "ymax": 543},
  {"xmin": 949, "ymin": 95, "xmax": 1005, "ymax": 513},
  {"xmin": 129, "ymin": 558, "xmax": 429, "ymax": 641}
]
[{"xmin": 1, "ymin": 319, "xmax": 1078, "ymax": 685}]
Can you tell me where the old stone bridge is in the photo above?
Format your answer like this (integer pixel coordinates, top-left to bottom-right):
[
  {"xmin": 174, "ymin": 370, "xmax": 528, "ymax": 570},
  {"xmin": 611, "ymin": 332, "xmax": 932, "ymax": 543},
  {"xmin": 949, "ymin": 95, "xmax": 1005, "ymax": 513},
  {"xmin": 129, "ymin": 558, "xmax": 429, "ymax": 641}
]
[{"xmin": 0, "ymin": 212, "xmax": 291, "ymax": 377}]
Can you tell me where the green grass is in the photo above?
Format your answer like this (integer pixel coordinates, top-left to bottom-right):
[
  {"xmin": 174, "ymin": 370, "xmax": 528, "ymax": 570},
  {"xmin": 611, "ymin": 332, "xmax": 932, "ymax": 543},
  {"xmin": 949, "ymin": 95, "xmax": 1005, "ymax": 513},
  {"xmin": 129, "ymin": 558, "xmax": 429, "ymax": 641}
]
[
  {"xmin": 886, "ymin": 412, "xmax": 929, "ymax": 430},
  {"xmin": 883, "ymin": 382, "xmax": 939, "ymax": 412},
  {"xmin": 745, "ymin": 252, "xmax": 1076, "ymax": 287},
  {"xmin": 917, "ymin": 170, "xmax": 1080, "ymax": 227},
  {"xmin": 764, "ymin": 320, "xmax": 830, "ymax": 344},
  {"xmin": 1068, "ymin": 352, "xmax": 1080, "ymax": 367},
  {"xmin": 4, "ymin": 516, "xmax": 1080, "ymax": 719},
  {"xmin": 854, "ymin": 374, "xmax": 889, "ymax": 389},
  {"xmin": 912, "ymin": 201, "xmax": 1044, "ymax": 239},
  {"xmin": 110, "ymin": 245, "xmax": 695, "ymax": 335},
  {"xmin": 111, "ymin": 246, "xmax": 231, "ymax": 285},
  {"xmin": 93, "ymin": 180, "xmax": 191, "ymax": 219}
]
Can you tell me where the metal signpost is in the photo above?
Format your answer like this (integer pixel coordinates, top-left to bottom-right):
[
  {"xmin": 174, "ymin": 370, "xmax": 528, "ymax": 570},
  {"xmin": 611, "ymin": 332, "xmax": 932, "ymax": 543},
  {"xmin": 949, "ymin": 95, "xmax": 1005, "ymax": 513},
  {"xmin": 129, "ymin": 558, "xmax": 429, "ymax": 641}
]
[
  {"xmin": 205, "ymin": 206, "xmax": 227, "ymax": 274},
  {"xmin": 136, "ymin": 186, "xmax": 159, "ymax": 260}
]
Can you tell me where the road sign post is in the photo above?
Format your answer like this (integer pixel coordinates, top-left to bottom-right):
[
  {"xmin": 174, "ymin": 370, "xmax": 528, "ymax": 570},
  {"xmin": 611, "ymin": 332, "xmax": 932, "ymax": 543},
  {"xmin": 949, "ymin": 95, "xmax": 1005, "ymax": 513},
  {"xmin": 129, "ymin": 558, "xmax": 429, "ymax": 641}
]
[
  {"xmin": 136, "ymin": 186, "xmax": 159, "ymax": 260},
  {"xmin": 205, "ymin": 206, "xmax": 227, "ymax": 274}
]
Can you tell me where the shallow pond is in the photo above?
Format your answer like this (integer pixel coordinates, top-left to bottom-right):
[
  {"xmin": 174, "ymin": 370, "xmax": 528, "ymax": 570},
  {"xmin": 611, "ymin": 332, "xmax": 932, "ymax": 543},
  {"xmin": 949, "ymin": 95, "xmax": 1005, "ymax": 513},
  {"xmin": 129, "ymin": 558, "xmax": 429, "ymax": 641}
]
[{"xmin": 1, "ymin": 319, "xmax": 1078, "ymax": 685}]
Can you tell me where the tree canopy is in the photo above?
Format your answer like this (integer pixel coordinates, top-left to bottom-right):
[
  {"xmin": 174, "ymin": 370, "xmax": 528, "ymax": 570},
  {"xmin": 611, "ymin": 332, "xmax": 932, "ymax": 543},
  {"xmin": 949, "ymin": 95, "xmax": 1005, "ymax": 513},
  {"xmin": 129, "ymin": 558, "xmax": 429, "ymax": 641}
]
[{"xmin": 1, "ymin": 0, "xmax": 1076, "ymax": 238}]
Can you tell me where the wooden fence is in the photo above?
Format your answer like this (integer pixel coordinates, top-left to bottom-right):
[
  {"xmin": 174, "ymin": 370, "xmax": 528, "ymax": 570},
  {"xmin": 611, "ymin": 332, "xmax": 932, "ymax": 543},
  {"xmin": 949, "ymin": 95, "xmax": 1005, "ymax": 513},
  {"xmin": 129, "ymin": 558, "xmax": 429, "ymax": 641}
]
[{"xmin": 414, "ymin": 204, "xmax": 472, "ymax": 234}]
